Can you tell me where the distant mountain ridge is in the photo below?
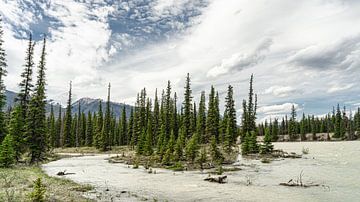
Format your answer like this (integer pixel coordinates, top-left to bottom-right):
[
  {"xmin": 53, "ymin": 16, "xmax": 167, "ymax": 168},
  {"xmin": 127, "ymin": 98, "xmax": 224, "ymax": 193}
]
[{"xmin": 5, "ymin": 90, "xmax": 133, "ymax": 118}]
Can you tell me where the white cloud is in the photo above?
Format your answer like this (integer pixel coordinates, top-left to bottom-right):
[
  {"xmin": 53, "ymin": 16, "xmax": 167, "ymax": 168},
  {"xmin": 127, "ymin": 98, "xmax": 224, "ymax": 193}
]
[
  {"xmin": 327, "ymin": 83, "xmax": 354, "ymax": 93},
  {"xmin": 263, "ymin": 85, "xmax": 298, "ymax": 97},
  {"xmin": 258, "ymin": 103, "xmax": 299, "ymax": 115}
]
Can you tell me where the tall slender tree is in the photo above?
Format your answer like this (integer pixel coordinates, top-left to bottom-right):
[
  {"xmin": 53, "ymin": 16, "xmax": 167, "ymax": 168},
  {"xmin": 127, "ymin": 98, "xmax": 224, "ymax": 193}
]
[
  {"xmin": 0, "ymin": 17, "xmax": 7, "ymax": 142},
  {"xmin": 101, "ymin": 83, "xmax": 111, "ymax": 151},
  {"xmin": 224, "ymin": 85, "xmax": 237, "ymax": 153},
  {"xmin": 26, "ymin": 37, "xmax": 47, "ymax": 163},
  {"xmin": 197, "ymin": 91, "xmax": 206, "ymax": 143},
  {"xmin": 183, "ymin": 73, "xmax": 193, "ymax": 138},
  {"xmin": 63, "ymin": 82, "xmax": 73, "ymax": 147}
]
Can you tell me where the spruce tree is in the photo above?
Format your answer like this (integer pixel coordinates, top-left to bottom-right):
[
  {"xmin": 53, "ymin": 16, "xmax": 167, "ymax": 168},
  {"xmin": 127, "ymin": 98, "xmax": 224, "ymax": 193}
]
[
  {"xmin": 120, "ymin": 105, "xmax": 127, "ymax": 145},
  {"xmin": 85, "ymin": 111, "xmax": 93, "ymax": 146},
  {"xmin": 26, "ymin": 37, "xmax": 47, "ymax": 163},
  {"xmin": 0, "ymin": 17, "xmax": 7, "ymax": 142},
  {"xmin": 197, "ymin": 91, "xmax": 206, "ymax": 143},
  {"xmin": 183, "ymin": 73, "xmax": 193, "ymax": 138},
  {"xmin": 260, "ymin": 128, "xmax": 273, "ymax": 154},
  {"xmin": 224, "ymin": 85, "xmax": 237, "ymax": 154},
  {"xmin": 0, "ymin": 134, "xmax": 15, "ymax": 167},
  {"xmin": 63, "ymin": 82, "xmax": 73, "ymax": 147},
  {"xmin": 289, "ymin": 104, "xmax": 297, "ymax": 141},
  {"xmin": 54, "ymin": 105, "xmax": 62, "ymax": 147},
  {"xmin": 48, "ymin": 104, "xmax": 56, "ymax": 148},
  {"xmin": 7, "ymin": 105, "xmax": 24, "ymax": 160},
  {"xmin": 210, "ymin": 136, "xmax": 223, "ymax": 164},
  {"xmin": 334, "ymin": 104, "xmax": 343, "ymax": 138},
  {"xmin": 185, "ymin": 133, "xmax": 199, "ymax": 163},
  {"xmin": 101, "ymin": 83, "xmax": 111, "ymax": 151},
  {"xmin": 17, "ymin": 33, "xmax": 35, "ymax": 116},
  {"xmin": 272, "ymin": 118, "xmax": 279, "ymax": 141},
  {"xmin": 206, "ymin": 86, "xmax": 219, "ymax": 142}
]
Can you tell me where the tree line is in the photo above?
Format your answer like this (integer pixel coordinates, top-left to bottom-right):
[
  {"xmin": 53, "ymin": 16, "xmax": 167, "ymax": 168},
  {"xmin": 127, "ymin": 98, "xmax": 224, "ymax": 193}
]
[{"xmin": 0, "ymin": 18, "xmax": 359, "ymax": 167}]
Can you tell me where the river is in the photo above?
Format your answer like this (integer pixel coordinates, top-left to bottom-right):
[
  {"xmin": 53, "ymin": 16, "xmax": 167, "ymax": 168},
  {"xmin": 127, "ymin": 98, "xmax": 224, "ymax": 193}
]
[{"xmin": 42, "ymin": 141, "xmax": 360, "ymax": 201}]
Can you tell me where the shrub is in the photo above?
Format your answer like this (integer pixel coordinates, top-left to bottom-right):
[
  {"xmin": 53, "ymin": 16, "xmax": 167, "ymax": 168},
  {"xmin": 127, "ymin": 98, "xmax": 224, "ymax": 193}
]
[
  {"xmin": 0, "ymin": 134, "xmax": 16, "ymax": 168},
  {"xmin": 28, "ymin": 178, "xmax": 46, "ymax": 202}
]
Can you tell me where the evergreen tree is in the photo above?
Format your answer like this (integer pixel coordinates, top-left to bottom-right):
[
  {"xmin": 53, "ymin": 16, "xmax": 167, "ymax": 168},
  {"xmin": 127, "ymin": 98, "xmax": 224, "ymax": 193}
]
[
  {"xmin": 85, "ymin": 111, "xmax": 93, "ymax": 146},
  {"xmin": 63, "ymin": 82, "xmax": 73, "ymax": 147},
  {"xmin": 120, "ymin": 105, "xmax": 127, "ymax": 145},
  {"xmin": 210, "ymin": 136, "xmax": 223, "ymax": 164},
  {"xmin": 174, "ymin": 130, "xmax": 185, "ymax": 161},
  {"xmin": 289, "ymin": 104, "xmax": 297, "ymax": 140},
  {"xmin": 334, "ymin": 104, "xmax": 344, "ymax": 138},
  {"xmin": 224, "ymin": 85, "xmax": 237, "ymax": 154},
  {"xmin": 127, "ymin": 108, "xmax": 134, "ymax": 146},
  {"xmin": 272, "ymin": 118, "xmax": 279, "ymax": 141},
  {"xmin": 185, "ymin": 133, "xmax": 199, "ymax": 163},
  {"xmin": 206, "ymin": 86, "xmax": 219, "ymax": 142},
  {"xmin": 54, "ymin": 105, "xmax": 62, "ymax": 147},
  {"xmin": 101, "ymin": 83, "xmax": 111, "ymax": 151},
  {"xmin": 17, "ymin": 34, "xmax": 35, "ymax": 116},
  {"xmin": 7, "ymin": 105, "xmax": 24, "ymax": 160},
  {"xmin": 48, "ymin": 104, "xmax": 56, "ymax": 148},
  {"xmin": 0, "ymin": 134, "xmax": 15, "ymax": 168},
  {"xmin": 197, "ymin": 91, "xmax": 206, "ymax": 143},
  {"xmin": 300, "ymin": 113, "xmax": 306, "ymax": 141},
  {"xmin": 26, "ymin": 37, "xmax": 47, "ymax": 163},
  {"xmin": 260, "ymin": 128, "xmax": 273, "ymax": 154},
  {"xmin": 0, "ymin": 17, "xmax": 7, "ymax": 142},
  {"xmin": 183, "ymin": 73, "xmax": 193, "ymax": 138},
  {"xmin": 153, "ymin": 89, "xmax": 160, "ymax": 145}
]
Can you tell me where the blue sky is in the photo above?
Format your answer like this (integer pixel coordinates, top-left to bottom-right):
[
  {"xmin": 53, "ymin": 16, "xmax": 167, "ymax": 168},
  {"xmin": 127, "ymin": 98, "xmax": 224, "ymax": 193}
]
[{"xmin": 0, "ymin": 0, "xmax": 360, "ymax": 122}]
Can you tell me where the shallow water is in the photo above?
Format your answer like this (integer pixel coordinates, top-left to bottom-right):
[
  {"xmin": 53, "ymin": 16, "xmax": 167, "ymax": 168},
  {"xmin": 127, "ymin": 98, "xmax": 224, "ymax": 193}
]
[{"xmin": 42, "ymin": 141, "xmax": 360, "ymax": 202}]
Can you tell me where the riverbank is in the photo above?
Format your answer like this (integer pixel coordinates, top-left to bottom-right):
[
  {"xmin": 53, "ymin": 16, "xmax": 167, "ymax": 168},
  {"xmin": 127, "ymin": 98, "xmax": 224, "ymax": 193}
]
[
  {"xmin": 43, "ymin": 141, "xmax": 360, "ymax": 201},
  {"xmin": 0, "ymin": 165, "xmax": 94, "ymax": 201}
]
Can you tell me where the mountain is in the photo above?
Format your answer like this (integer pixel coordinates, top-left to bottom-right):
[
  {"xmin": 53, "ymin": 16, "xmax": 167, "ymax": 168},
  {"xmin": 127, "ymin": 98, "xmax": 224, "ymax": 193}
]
[{"xmin": 5, "ymin": 90, "xmax": 133, "ymax": 119}]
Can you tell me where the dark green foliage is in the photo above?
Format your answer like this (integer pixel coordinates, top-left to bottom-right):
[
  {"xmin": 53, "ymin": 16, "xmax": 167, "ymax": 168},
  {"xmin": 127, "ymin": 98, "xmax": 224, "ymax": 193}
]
[
  {"xmin": 197, "ymin": 147, "xmax": 207, "ymax": 169},
  {"xmin": 28, "ymin": 178, "xmax": 46, "ymax": 202},
  {"xmin": 120, "ymin": 105, "xmax": 127, "ymax": 145},
  {"xmin": 48, "ymin": 105, "xmax": 56, "ymax": 148},
  {"xmin": 241, "ymin": 132, "xmax": 258, "ymax": 155},
  {"xmin": 197, "ymin": 91, "xmax": 206, "ymax": 143},
  {"xmin": 242, "ymin": 74, "xmax": 257, "ymax": 135},
  {"xmin": 334, "ymin": 104, "xmax": 344, "ymax": 138},
  {"xmin": 7, "ymin": 105, "xmax": 24, "ymax": 160},
  {"xmin": 101, "ymin": 83, "xmax": 112, "ymax": 151},
  {"xmin": 85, "ymin": 111, "xmax": 93, "ymax": 146},
  {"xmin": 173, "ymin": 131, "xmax": 185, "ymax": 161},
  {"xmin": 0, "ymin": 134, "xmax": 15, "ymax": 167},
  {"xmin": 206, "ymin": 86, "xmax": 220, "ymax": 142},
  {"xmin": 183, "ymin": 73, "xmax": 193, "ymax": 138},
  {"xmin": 289, "ymin": 104, "xmax": 297, "ymax": 141},
  {"xmin": 94, "ymin": 101, "xmax": 103, "ymax": 148},
  {"xmin": 210, "ymin": 136, "xmax": 223, "ymax": 164},
  {"xmin": 63, "ymin": 82, "xmax": 73, "ymax": 147},
  {"xmin": 26, "ymin": 37, "xmax": 47, "ymax": 163},
  {"xmin": 260, "ymin": 128, "xmax": 273, "ymax": 154},
  {"xmin": 54, "ymin": 106, "xmax": 62, "ymax": 147},
  {"xmin": 0, "ymin": 17, "xmax": 7, "ymax": 142},
  {"xmin": 224, "ymin": 85, "xmax": 237, "ymax": 154},
  {"xmin": 185, "ymin": 133, "xmax": 199, "ymax": 163}
]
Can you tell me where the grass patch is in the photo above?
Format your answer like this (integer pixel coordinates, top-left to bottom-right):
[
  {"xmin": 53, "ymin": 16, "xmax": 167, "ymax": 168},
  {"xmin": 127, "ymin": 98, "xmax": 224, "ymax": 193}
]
[{"xmin": 0, "ymin": 166, "xmax": 94, "ymax": 201}]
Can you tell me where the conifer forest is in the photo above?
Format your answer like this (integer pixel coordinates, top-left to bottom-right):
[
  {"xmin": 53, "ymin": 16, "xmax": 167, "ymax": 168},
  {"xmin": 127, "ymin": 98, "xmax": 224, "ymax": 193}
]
[{"xmin": 0, "ymin": 1, "xmax": 360, "ymax": 201}]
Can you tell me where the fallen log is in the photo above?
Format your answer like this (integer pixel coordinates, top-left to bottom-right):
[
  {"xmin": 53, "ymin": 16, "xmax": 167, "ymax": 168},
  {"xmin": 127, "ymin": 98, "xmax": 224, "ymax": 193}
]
[
  {"xmin": 57, "ymin": 170, "xmax": 75, "ymax": 176},
  {"xmin": 204, "ymin": 175, "xmax": 227, "ymax": 184}
]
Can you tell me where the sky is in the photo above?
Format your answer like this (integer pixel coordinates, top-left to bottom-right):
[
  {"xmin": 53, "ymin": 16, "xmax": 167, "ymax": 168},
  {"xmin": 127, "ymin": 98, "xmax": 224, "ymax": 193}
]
[{"xmin": 0, "ymin": 0, "xmax": 360, "ymax": 122}]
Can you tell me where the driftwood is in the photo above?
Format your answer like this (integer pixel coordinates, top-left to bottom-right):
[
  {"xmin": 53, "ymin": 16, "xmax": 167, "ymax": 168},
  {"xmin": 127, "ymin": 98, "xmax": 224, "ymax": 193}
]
[
  {"xmin": 279, "ymin": 171, "xmax": 320, "ymax": 188},
  {"xmin": 204, "ymin": 175, "xmax": 227, "ymax": 184},
  {"xmin": 57, "ymin": 170, "xmax": 75, "ymax": 176}
]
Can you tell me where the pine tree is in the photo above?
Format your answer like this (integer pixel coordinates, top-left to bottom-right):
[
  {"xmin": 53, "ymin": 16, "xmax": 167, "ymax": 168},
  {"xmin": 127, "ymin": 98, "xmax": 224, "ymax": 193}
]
[
  {"xmin": 85, "ymin": 111, "xmax": 93, "ymax": 146},
  {"xmin": 153, "ymin": 89, "xmax": 160, "ymax": 145},
  {"xmin": 7, "ymin": 105, "xmax": 24, "ymax": 160},
  {"xmin": 0, "ymin": 17, "xmax": 7, "ymax": 142},
  {"xmin": 127, "ymin": 108, "xmax": 134, "ymax": 146},
  {"xmin": 17, "ymin": 33, "xmax": 35, "ymax": 116},
  {"xmin": 183, "ymin": 73, "xmax": 193, "ymax": 138},
  {"xmin": 48, "ymin": 104, "xmax": 56, "ymax": 148},
  {"xmin": 334, "ymin": 104, "xmax": 343, "ymax": 138},
  {"xmin": 54, "ymin": 105, "xmax": 62, "ymax": 147},
  {"xmin": 197, "ymin": 91, "xmax": 206, "ymax": 143},
  {"xmin": 26, "ymin": 37, "xmax": 47, "ymax": 163},
  {"xmin": 260, "ymin": 128, "xmax": 273, "ymax": 154},
  {"xmin": 101, "ymin": 83, "xmax": 111, "ymax": 151},
  {"xmin": 224, "ymin": 85, "xmax": 237, "ymax": 154},
  {"xmin": 289, "ymin": 104, "xmax": 297, "ymax": 141},
  {"xmin": 63, "ymin": 82, "xmax": 73, "ymax": 147},
  {"xmin": 119, "ymin": 105, "xmax": 127, "ymax": 145},
  {"xmin": 174, "ymin": 130, "xmax": 185, "ymax": 161},
  {"xmin": 210, "ymin": 136, "xmax": 223, "ymax": 164},
  {"xmin": 300, "ymin": 113, "xmax": 306, "ymax": 141},
  {"xmin": 0, "ymin": 134, "xmax": 15, "ymax": 167},
  {"xmin": 206, "ymin": 86, "xmax": 219, "ymax": 142},
  {"xmin": 185, "ymin": 133, "xmax": 199, "ymax": 163},
  {"xmin": 272, "ymin": 118, "xmax": 279, "ymax": 141},
  {"xmin": 172, "ymin": 92, "xmax": 179, "ymax": 139}
]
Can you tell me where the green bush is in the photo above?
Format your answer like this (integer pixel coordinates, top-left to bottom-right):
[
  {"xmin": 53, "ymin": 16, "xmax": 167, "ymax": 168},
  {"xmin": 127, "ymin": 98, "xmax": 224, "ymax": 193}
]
[
  {"xmin": 0, "ymin": 134, "xmax": 16, "ymax": 168},
  {"xmin": 28, "ymin": 178, "xmax": 46, "ymax": 202}
]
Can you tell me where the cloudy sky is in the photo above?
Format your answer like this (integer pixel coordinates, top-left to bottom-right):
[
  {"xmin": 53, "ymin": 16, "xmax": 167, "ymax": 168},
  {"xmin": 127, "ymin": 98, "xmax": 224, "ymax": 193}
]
[{"xmin": 0, "ymin": 0, "xmax": 360, "ymax": 122}]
